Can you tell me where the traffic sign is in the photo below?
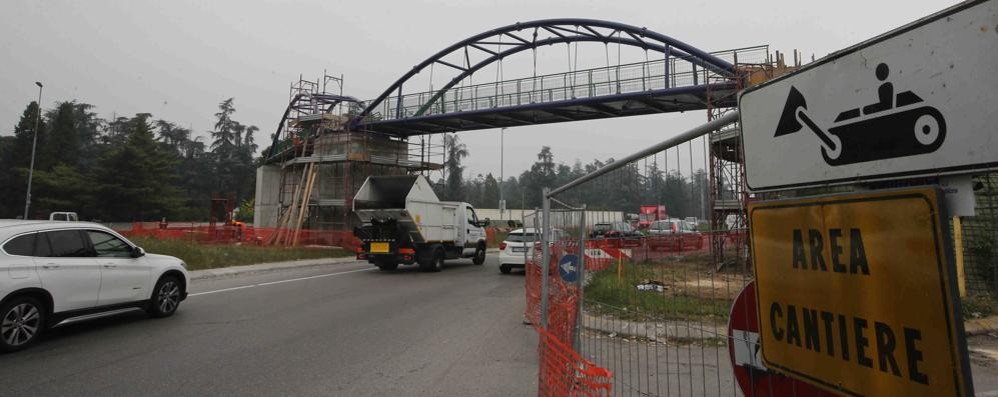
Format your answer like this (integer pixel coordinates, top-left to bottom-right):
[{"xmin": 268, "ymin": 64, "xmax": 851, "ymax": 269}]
[
  {"xmin": 739, "ymin": 0, "xmax": 998, "ymax": 191},
  {"xmin": 728, "ymin": 281, "xmax": 832, "ymax": 397},
  {"xmin": 749, "ymin": 187, "xmax": 972, "ymax": 396},
  {"xmin": 558, "ymin": 254, "xmax": 579, "ymax": 283}
]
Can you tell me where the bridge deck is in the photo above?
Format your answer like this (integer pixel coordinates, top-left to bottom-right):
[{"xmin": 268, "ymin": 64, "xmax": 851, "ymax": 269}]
[
  {"xmin": 363, "ymin": 83, "xmax": 736, "ymax": 136},
  {"xmin": 359, "ymin": 57, "xmax": 739, "ymax": 136}
]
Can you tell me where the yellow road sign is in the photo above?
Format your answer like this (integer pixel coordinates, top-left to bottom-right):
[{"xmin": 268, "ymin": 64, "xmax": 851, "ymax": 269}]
[{"xmin": 749, "ymin": 187, "xmax": 971, "ymax": 396}]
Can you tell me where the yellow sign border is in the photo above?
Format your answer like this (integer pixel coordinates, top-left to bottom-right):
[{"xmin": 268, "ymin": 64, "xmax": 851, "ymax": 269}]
[{"xmin": 748, "ymin": 187, "xmax": 972, "ymax": 396}]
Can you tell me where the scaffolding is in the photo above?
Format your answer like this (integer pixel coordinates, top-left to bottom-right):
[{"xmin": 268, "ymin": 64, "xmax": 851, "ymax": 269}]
[
  {"xmin": 704, "ymin": 46, "xmax": 800, "ymax": 270},
  {"xmin": 258, "ymin": 73, "xmax": 443, "ymax": 246}
]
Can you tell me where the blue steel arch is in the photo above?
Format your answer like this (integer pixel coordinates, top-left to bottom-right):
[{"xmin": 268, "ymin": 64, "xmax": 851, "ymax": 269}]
[{"xmin": 351, "ymin": 18, "xmax": 736, "ymax": 127}]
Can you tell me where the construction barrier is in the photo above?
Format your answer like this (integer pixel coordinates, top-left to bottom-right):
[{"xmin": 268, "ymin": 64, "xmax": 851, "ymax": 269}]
[
  {"xmin": 120, "ymin": 222, "xmax": 361, "ymax": 250},
  {"xmin": 538, "ymin": 327, "xmax": 614, "ymax": 397}
]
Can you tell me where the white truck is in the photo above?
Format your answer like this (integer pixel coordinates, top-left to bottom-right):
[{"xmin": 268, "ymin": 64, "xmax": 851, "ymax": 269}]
[{"xmin": 352, "ymin": 175, "xmax": 488, "ymax": 272}]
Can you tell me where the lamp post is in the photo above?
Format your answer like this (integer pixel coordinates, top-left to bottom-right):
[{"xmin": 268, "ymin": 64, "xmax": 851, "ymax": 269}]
[
  {"xmin": 499, "ymin": 127, "xmax": 505, "ymax": 221},
  {"xmin": 23, "ymin": 82, "xmax": 43, "ymax": 220}
]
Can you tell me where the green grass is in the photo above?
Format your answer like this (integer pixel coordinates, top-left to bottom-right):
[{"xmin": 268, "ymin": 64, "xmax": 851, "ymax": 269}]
[
  {"xmin": 585, "ymin": 261, "xmax": 732, "ymax": 322},
  {"xmin": 129, "ymin": 236, "xmax": 351, "ymax": 271}
]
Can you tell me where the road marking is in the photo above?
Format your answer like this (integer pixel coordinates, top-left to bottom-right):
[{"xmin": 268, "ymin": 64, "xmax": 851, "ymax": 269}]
[{"xmin": 188, "ymin": 267, "xmax": 375, "ymax": 297}]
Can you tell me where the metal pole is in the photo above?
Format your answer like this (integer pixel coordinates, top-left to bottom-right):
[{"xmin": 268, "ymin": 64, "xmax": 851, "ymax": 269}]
[
  {"xmin": 500, "ymin": 127, "xmax": 505, "ymax": 220},
  {"xmin": 574, "ymin": 205, "xmax": 587, "ymax": 351},
  {"xmin": 540, "ymin": 188, "xmax": 551, "ymax": 330},
  {"xmin": 23, "ymin": 81, "xmax": 43, "ymax": 220},
  {"xmin": 547, "ymin": 111, "xmax": 738, "ymax": 198},
  {"xmin": 530, "ymin": 209, "xmax": 538, "ymax": 275}
]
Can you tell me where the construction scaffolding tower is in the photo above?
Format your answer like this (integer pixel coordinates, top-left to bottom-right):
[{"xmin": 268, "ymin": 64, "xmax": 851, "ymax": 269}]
[
  {"xmin": 257, "ymin": 73, "xmax": 443, "ymax": 246},
  {"xmin": 705, "ymin": 46, "xmax": 800, "ymax": 269}
]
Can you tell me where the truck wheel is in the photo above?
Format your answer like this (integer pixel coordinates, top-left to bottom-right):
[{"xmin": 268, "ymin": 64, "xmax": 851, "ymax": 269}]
[
  {"xmin": 418, "ymin": 246, "xmax": 444, "ymax": 272},
  {"xmin": 500, "ymin": 264, "xmax": 511, "ymax": 274},
  {"xmin": 430, "ymin": 248, "xmax": 445, "ymax": 272},
  {"xmin": 472, "ymin": 243, "xmax": 486, "ymax": 265}
]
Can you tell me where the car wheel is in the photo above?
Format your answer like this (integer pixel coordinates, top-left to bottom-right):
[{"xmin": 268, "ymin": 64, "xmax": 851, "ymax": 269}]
[
  {"xmin": 472, "ymin": 244, "xmax": 486, "ymax": 265},
  {"xmin": 148, "ymin": 276, "xmax": 182, "ymax": 318},
  {"xmin": 500, "ymin": 264, "xmax": 511, "ymax": 274},
  {"xmin": 0, "ymin": 296, "xmax": 46, "ymax": 353}
]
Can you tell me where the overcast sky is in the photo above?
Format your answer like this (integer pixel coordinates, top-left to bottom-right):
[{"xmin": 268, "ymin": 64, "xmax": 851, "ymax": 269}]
[{"xmin": 0, "ymin": 0, "xmax": 954, "ymax": 180}]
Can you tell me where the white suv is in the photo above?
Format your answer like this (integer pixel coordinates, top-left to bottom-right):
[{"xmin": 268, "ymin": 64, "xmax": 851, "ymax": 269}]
[
  {"xmin": 0, "ymin": 220, "xmax": 189, "ymax": 352},
  {"xmin": 498, "ymin": 228, "xmax": 566, "ymax": 274}
]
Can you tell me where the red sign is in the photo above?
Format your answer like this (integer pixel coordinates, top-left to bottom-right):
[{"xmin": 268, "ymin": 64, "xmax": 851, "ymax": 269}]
[{"xmin": 728, "ymin": 281, "xmax": 837, "ymax": 396}]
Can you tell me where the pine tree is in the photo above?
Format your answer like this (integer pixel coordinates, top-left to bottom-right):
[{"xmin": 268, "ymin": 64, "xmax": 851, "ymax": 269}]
[
  {"xmin": 44, "ymin": 102, "xmax": 80, "ymax": 169},
  {"xmin": 92, "ymin": 114, "xmax": 181, "ymax": 221},
  {"xmin": 482, "ymin": 173, "xmax": 500, "ymax": 208},
  {"xmin": 0, "ymin": 102, "xmax": 46, "ymax": 217},
  {"xmin": 443, "ymin": 134, "xmax": 468, "ymax": 201}
]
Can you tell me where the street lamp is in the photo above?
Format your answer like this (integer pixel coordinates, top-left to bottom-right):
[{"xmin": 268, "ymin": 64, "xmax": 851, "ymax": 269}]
[
  {"xmin": 23, "ymin": 81, "xmax": 43, "ymax": 220},
  {"xmin": 499, "ymin": 127, "xmax": 505, "ymax": 221}
]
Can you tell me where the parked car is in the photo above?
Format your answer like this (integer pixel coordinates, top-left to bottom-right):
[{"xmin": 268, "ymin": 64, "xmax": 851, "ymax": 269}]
[
  {"xmin": 590, "ymin": 222, "xmax": 641, "ymax": 239},
  {"xmin": 0, "ymin": 220, "xmax": 189, "ymax": 352},
  {"xmin": 497, "ymin": 227, "xmax": 566, "ymax": 274},
  {"xmin": 590, "ymin": 222, "xmax": 643, "ymax": 248},
  {"xmin": 647, "ymin": 219, "xmax": 704, "ymax": 251}
]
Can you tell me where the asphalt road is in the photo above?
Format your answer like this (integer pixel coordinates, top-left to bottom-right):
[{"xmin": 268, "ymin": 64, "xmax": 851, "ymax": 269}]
[{"xmin": 0, "ymin": 256, "xmax": 538, "ymax": 396}]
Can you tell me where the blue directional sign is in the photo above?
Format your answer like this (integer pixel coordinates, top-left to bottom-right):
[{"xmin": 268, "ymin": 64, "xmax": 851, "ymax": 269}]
[{"xmin": 558, "ymin": 254, "xmax": 579, "ymax": 283}]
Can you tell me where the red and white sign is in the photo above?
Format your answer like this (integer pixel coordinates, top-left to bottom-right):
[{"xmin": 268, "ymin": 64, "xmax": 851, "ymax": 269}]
[{"xmin": 728, "ymin": 281, "xmax": 835, "ymax": 396}]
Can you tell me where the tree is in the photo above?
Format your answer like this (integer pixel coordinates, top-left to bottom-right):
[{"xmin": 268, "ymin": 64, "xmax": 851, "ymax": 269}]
[
  {"xmin": 91, "ymin": 113, "xmax": 182, "ymax": 221},
  {"xmin": 42, "ymin": 102, "xmax": 81, "ymax": 169},
  {"xmin": 442, "ymin": 134, "xmax": 468, "ymax": 201},
  {"xmin": 482, "ymin": 173, "xmax": 500, "ymax": 208},
  {"xmin": 520, "ymin": 146, "xmax": 558, "ymax": 207},
  {"xmin": 0, "ymin": 102, "xmax": 47, "ymax": 217},
  {"xmin": 208, "ymin": 98, "xmax": 258, "ymax": 204},
  {"xmin": 211, "ymin": 98, "xmax": 236, "ymax": 151}
]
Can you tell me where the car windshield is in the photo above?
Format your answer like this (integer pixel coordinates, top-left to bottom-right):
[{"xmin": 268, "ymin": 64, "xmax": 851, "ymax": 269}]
[
  {"xmin": 506, "ymin": 232, "xmax": 537, "ymax": 242},
  {"xmin": 594, "ymin": 224, "xmax": 611, "ymax": 232}
]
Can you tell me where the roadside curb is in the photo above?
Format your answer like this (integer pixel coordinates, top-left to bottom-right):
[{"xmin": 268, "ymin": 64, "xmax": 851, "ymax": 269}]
[
  {"xmin": 582, "ymin": 312, "xmax": 998, "ymax": 338},
  {"xmin": 190, "ymin": 256, "xmax": 360, "ymax": 280},
  {"xmin": 190, "ymin": 248, "xmax": 500, "ymax": 280},
  {"xmin": 581, "ymin": 313, "xmax": 725, "ymax": 342},
  {"xmin": 965, "ymin": 315, "xmax": 998, "ymax": 336}
]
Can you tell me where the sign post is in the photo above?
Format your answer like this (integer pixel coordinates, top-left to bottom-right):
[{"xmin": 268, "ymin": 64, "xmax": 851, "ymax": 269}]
[
  {"xmin": 740, "ymin": 0, "xmax": 998, "ymax": 191},
  {"xmin": 749, "ymin": 187, "xmax": 972, "ymax": 396}
]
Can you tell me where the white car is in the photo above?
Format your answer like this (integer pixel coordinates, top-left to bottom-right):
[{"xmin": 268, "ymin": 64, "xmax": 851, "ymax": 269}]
[
  {"xmin": 498, "ymin": 228, "xmax": 566, "ymax": 274},
  {"xmin": 0, "ymin": 220, "xmax": 189, "ymax": 352}
]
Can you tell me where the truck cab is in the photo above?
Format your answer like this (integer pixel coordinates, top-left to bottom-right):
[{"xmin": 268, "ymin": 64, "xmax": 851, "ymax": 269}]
[{"xmin": 451, "ymin": 202, "xmax": 487, "ymax": 258}]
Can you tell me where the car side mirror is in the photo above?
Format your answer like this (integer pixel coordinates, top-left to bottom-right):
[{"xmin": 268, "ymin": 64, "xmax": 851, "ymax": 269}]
[{"xmin": 131, "ymin": 246, "xmax": 145, "ymax": 258}]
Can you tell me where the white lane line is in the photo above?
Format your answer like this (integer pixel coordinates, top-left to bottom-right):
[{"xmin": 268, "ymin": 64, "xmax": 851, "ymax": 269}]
[{"xmin": 189, "ymin": 267, "xmax": 375, "ymax": 297}]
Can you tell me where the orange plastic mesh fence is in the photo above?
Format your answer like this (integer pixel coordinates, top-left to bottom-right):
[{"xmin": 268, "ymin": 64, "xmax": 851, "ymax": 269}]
[
  {"xmin": 538, "ymin": 326, "xmax": 614, "ymax": 397},
  {"xmin": 120, "ymin": 224, "xmax": 360, "ymax": 249}
]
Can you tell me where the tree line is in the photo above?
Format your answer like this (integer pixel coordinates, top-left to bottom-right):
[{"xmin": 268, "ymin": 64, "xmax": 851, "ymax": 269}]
[
  {"xmin": 435, "ymin": 135, "xmax": 711, "ymax": 219},
  {"xmin": 0, "ymin": 98, "xmax": 259, "ymax": 222},
  {"xmin": 1, "ymin": 100, "xmax": 708, "ymax": 222}
]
